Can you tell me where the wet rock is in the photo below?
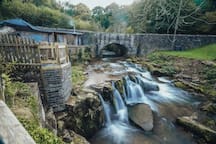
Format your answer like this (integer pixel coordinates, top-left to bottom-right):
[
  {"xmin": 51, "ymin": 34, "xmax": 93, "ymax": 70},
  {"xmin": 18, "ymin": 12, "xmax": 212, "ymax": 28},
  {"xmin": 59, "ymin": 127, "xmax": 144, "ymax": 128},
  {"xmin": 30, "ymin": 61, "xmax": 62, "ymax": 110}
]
[
  {"xmin": 71, "ymin": 131, "xmax": 90, "ymax": 144},
  {"xmin": 115, "ymin": 79, "xmax": 124, "ymax": 95},
  {"xmin": 174, "ymin": 79, "xmax": 204, "ymax": 94},
  {"xmin": 63, "ymin": 94, "xmax": 104, "ymax": 138},
  {"xmin": 57, "ymin": 120, "xmax": 65, "ymax": 133},
  {"xmin": 138, "ymin": 78, "xmax": 159, "ymax": 91},
  {"xmin": 91, "ymin": 82, "xmax": 112, "ymax": 101},
  {"xmin": 176, "ymin": 116, "xmax": 216, "ymax": 143},
  {"xmin": 201, "ymin": 102, "xmax": 216, "ymax": 115},
  {"xmin": 152, "ymin": 69, "xmax": 165, "ymax": 77},
  {"xmin": 62, "ymin": 130, "xmax": 89, "ymax": 144},
  {"xmin": 62, "ymin": 130, "xmax": 73, "ymax": 143},
  {"xmin": 128, "ymin": 104, "xmax": 153, "ymax": 131},
  {"xmin": 45, "ymin": 108, "xmax": 57, "ymax": 135}
]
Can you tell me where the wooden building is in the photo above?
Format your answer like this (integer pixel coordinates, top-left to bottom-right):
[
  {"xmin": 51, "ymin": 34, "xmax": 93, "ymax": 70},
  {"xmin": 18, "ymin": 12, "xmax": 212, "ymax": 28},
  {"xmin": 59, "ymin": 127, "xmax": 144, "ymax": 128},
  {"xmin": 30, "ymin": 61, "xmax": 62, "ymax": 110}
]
[{"xmin": 0, "ymin": 19, "xmax": 83, "ymax": 45}]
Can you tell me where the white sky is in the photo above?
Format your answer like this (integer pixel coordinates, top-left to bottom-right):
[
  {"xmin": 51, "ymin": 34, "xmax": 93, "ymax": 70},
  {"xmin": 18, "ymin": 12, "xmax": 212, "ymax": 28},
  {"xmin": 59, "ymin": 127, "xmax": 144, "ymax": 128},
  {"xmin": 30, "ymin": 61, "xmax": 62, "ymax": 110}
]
[{"xmin": 58, "ymin": 0, "xmax": 134, "ymax": 9}]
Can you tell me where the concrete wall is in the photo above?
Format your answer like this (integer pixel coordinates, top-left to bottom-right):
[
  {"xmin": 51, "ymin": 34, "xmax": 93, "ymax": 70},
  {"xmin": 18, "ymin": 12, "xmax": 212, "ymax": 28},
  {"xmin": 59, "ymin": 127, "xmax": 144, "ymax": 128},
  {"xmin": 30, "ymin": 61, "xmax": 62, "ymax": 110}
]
[
  {"xmin": 41, "ymin": 63, "xmax": 72, "ymax": 112},
  {"xmin": 0, "ymin": 100, "xmax": 36, "ymax": 144}
]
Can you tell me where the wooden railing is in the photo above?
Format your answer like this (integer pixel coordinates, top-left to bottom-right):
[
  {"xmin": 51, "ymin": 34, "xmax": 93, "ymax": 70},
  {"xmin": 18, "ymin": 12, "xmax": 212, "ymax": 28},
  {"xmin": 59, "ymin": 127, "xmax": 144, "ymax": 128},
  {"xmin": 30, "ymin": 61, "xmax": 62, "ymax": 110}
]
[
  {"xmin": 0, "ymin": 34, "xmax": 40, "ymax": 65},
  {"xmin": 67, "ymin": 44, "xmax": 87, "ymax": 55},
  {"xmin": 0, "ymin": 34, "xmax": 69, "ymax": 66},
  {"xmin": 39, "ymin": 43, "xmax": 69, "ymax": 64}
]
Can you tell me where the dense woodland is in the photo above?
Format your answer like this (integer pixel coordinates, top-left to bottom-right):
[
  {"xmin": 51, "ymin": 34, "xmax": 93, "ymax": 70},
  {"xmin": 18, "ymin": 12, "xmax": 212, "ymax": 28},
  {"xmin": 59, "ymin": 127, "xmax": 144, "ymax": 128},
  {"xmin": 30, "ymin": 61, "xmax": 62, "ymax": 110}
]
[{"xmin": 0, "ymin": 0, "xmax": 216, "ymax": 33}]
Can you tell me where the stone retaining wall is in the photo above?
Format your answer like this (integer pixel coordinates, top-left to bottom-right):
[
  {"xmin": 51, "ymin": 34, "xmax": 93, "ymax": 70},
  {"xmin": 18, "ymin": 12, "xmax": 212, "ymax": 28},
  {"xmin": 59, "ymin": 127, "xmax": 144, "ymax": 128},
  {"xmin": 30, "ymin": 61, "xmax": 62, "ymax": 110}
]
[
  {"xmin": 135, "ymin": 34, "xmax": 216, "ymax": 55},
  {"xmin": 41, "ymin": 63, "xmax": 72, "ymax": 112}
]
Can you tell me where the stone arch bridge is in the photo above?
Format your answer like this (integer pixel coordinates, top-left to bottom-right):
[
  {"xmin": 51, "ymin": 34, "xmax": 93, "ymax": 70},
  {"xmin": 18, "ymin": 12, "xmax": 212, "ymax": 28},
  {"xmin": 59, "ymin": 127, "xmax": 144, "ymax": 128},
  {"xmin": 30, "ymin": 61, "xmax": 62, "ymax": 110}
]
[
  {"xmin": 81, "ymin": 32, "xmax": 216, "ymax": 57},
  {"xmin": 95, "ymin": 33, "xmax": 137, "ymax": 56}
]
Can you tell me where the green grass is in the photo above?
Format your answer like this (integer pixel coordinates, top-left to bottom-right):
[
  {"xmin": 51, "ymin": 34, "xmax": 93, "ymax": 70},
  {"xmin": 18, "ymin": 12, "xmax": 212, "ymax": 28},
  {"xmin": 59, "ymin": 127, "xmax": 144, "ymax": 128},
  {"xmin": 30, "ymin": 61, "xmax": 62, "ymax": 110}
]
[
  {"xmin": 72, "ymin": 65, "xmax": 86, "ymax": 86},
  {"xmin": 159, "ymin": 44, "xmax": 216, "ymax": 60}
]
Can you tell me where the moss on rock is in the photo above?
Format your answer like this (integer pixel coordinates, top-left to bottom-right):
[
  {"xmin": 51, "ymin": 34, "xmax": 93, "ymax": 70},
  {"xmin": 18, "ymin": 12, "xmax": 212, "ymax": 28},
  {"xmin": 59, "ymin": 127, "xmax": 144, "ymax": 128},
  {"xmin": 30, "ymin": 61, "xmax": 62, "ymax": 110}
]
[{"xmin": 176, "ymin": 116, "xmax": 216, "ymax": 143}]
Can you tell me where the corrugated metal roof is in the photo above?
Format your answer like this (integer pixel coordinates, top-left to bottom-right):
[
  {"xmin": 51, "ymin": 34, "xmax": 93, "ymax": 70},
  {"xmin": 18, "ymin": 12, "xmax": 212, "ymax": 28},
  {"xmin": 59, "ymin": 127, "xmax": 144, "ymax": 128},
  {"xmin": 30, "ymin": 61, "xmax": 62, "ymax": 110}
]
[{"xmin": 0, "ymin": 19, "xmax": 83, "ymax": 35}]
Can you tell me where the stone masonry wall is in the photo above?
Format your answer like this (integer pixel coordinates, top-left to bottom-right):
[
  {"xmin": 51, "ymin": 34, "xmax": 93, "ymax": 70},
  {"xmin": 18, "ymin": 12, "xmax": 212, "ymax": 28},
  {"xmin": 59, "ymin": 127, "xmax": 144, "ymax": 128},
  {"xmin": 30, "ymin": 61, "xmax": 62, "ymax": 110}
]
[
  {"xmin": 41, "ymin": 63, "xmax": 72, "ymax": 112},
  {"xmin": 135, "ymin": 34, "xmax": 216, "ymax": 55},
  {"xmin": 81, "ymin": 32, "xmax": 216, "ymax": 56}
]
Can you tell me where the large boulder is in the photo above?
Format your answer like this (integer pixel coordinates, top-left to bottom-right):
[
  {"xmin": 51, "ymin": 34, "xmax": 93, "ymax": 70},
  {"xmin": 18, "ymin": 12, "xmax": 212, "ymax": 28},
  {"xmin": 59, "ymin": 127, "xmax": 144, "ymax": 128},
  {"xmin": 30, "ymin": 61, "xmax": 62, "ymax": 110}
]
[
  {"xmin": 176, "ymin": 116, "xmax": 216, "ymax": 143},
  {"xmin": 61, "ymin": 130, "xmax": 89, "ymax": 144},
  {"xmin": 59, "ymin": 92, "xmax": 104, "ymax": 138},
  {"xmin": 128, "ymin": 104, "xmax": 153, "ymax": 131}
]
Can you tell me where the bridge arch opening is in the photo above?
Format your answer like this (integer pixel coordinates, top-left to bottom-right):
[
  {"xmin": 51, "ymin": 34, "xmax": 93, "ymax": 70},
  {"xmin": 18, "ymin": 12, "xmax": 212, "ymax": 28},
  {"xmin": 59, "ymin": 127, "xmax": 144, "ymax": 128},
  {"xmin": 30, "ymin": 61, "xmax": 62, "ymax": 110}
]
[{"xmin": 101, "ymin": 43, "xmax": 128, "ymax": 58}]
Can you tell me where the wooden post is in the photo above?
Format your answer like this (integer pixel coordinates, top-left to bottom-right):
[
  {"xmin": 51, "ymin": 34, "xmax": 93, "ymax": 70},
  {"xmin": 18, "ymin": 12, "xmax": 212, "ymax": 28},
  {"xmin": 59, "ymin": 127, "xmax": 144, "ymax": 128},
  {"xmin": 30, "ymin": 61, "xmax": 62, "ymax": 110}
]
[
  {"xmin": 56, "ymin": 43, "xmax": 60, "ymax": 64},
  {"xmin": 65, "ymin": 45, "xmax": 69, "ymax": 63},
  {"xmin": 0, "ymin": 76, "xmax": 5, "ymax": 102}
]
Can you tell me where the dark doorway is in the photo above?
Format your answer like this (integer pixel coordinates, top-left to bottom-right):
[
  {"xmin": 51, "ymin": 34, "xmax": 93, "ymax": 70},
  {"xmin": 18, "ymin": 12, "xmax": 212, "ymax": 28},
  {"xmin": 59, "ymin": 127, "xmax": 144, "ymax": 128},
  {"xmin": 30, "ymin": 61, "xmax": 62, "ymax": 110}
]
[{"xmin": 101, "ymin": 43, "xmax": 128, "ymax": 58}]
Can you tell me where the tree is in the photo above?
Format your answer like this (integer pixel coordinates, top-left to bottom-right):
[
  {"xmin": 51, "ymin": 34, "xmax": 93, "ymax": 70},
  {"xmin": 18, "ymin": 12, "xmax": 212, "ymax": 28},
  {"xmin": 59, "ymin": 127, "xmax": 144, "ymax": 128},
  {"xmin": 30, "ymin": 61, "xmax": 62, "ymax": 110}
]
[
  {"xmin": 73, "ymin": 3, "xmax": 91, "ymax": 21},
  {"xmin": 104, "ymin": 3, "xmax": 130, "ymax": 33},
  {"xmin": 0, "ymin": 0, "xmax": 71, "ymax": 28},
  {"xmin": 128, "ymin": 0, "xmax": 202, "ymax": 34},
  {"xmin": 92, "ymin": 6, "xmax": 110, "ymax": 29}
]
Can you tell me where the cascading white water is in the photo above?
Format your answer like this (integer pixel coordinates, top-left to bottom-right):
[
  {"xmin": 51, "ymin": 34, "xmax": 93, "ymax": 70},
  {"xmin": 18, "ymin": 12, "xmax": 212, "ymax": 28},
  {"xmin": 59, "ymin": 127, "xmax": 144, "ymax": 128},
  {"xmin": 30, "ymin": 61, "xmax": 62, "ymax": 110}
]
[
  {"xmin": 98, "ymin": 94, "xmax": 112, "ymax": 125},
  {"xmin": 112, "ymin": 81, "xmax": 128, "ymax": 122},
  {"xmin": 124, "ymin": 76, "xmax": 158, "ymax": 111},
  {"xmin": 92, "ymin": 60, "xmax": 198, "ymax": 144},
  {"xmin": 136, "ymin": 75, "xmax": 159, "ymax": 91}
]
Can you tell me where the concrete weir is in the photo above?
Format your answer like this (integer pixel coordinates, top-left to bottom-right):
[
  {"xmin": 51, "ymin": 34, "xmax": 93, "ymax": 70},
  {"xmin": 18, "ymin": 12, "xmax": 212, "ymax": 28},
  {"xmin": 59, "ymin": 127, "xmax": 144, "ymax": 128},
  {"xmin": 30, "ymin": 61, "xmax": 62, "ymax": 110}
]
[
  {"xmin": 41, "ymin": 62, "xmax": 72, "ymax": 112},
  {"xmin": 0, "ymin": 100, "xmax": 36, "ymax": 144}
]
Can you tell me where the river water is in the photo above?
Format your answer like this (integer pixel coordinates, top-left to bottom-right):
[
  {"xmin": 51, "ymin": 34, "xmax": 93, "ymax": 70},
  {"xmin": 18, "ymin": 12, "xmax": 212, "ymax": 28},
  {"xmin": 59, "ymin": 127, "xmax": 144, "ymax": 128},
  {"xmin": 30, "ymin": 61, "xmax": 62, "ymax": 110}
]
[{"xmin": 85, "ymin": 58, "xmax": 200, "ymax": 144}]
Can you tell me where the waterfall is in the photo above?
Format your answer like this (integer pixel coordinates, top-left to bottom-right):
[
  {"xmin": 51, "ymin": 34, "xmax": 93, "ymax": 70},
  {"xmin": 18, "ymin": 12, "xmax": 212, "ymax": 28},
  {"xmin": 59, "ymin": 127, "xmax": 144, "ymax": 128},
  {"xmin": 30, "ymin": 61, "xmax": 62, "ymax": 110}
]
[
  {"xmin": 98, "ymin": 94, "xmax": 112, "ymax": 125},
  {"xmin": 124, "ymin": 76, "xmax": 158, "ymax": 111},
  {"xmin": 136, "ymin": 75, "xmax": 159, "ymax": 91},
  {"xmin": 112, "ymin": 82, "xmax": 128, "ymax": 122}
]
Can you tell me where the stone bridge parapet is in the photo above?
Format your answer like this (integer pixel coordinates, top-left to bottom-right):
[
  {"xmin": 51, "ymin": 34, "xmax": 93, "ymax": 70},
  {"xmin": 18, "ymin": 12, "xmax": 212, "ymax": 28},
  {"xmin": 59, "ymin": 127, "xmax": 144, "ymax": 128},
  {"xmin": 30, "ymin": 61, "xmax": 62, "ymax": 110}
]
[{"xmin": 80, "ymin": 31, "xmax": 216, "ymax": 57}]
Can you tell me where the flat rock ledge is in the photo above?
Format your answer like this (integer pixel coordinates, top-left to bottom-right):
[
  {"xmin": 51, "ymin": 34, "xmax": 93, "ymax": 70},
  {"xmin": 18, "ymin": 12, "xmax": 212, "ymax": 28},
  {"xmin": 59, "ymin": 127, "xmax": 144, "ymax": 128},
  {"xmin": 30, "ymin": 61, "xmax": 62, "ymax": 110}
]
[{"xmin": 176, "ymin": 116, "xmax": 216, "ymax": 143}]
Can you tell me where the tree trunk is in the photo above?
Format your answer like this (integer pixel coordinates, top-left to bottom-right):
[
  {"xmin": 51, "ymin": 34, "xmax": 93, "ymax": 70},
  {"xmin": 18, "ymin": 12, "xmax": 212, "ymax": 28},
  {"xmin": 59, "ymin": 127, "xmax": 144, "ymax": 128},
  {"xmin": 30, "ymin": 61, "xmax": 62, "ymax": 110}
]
[{"xmin": 171, "ymin": 0, "xmax": 183, "ymax": 50}]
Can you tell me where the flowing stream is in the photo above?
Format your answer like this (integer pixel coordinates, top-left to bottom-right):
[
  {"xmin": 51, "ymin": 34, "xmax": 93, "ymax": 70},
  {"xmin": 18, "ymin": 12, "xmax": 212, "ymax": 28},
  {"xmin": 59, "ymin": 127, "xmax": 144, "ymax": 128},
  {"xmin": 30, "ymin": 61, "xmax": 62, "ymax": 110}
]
[{"xmin": 87, "ymin": 59, "xmax": 199, "ymax": 144}]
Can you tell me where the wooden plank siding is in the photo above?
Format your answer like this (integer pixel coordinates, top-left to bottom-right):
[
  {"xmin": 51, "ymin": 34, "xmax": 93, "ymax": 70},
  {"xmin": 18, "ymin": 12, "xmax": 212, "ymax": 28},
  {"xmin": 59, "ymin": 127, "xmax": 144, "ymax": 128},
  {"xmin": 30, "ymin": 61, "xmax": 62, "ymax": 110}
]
[
  {"xmin": 0, "ymin": 34, "xmax": 69, "ymax": 66},
  {"xmin": 0, "ymin": 34, "xmax": 39, "ymax": 64}
]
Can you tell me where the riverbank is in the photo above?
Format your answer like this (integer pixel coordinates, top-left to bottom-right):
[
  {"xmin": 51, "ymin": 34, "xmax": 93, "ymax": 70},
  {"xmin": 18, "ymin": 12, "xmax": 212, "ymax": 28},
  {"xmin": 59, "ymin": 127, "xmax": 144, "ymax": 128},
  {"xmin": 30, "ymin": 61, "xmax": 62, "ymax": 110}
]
[{"xmin": 126, "ymin": 50, "xmax": 216, "ymax": 143}]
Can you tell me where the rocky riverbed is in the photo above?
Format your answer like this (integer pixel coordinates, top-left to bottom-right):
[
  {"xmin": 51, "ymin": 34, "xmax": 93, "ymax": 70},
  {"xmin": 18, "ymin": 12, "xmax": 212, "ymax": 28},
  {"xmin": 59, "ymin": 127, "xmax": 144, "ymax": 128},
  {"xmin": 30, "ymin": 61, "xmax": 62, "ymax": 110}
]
[{"xmin": 53, "ymin": 55, "xmax": 215, "ymax": 144}]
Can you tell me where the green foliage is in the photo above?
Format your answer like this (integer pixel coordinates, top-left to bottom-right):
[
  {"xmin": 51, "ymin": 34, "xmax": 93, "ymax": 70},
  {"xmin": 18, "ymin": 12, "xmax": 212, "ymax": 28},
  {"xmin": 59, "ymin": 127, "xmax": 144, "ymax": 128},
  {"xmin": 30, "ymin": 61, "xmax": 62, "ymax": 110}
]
[
  {"xmin": 128, "ymin": 0, "xmax": 198, "ymax": 33},
  {"xmin": 73, "ymin": 3, "xmax": 91, "ymax": 21},
  {"xmin": 203, "ymin": 65, "xmax": 216, "ymax": 85},
  {"xmin": 19, "ymin": 118, "xmax": 64, "ymax": 144},
  {"xmin": 3, "ymin": 74, "xmax": 15, "ymax": 106},
  {"xmin": 0, "ymin": 57, "xmax": 14, "ymax": 76},
  {"xmin": 1, "ymin": 75, "xmax": 38, "ymax": 120},
  {"xmin": 71, "ymin": 65, "xmax": 85, "ymax": 86},
  {"xmin": 158, "ymin": 44, "xmax": 216, "ymax": 60},
  {"xmin": 127, "ymin": 0, "xmax": 216, "ymax": 34},
  {"xmin": 27, "ymin": 95, "xmax": 39, "ymax": 123},
  {"xmin": 75, "ymin": 19, "xmax": 98, "ymax": 31},
  {"xmin": 0, "ymin": 0, "xmax": 71, "ymax": 28},
  {"xmin": 92, "ymin": 6, "xmax": 111, "ymax": 29},
  {"xmin": 193, "ymin": 11, "xmax": 216, "ymax": 34},
  {"xmin": 2, "ymin": 78, "xmax": 63, "ymax": 144},
  {"xmin": 83, "ymin": 47, "xmax": 92, "ymax": 61}
]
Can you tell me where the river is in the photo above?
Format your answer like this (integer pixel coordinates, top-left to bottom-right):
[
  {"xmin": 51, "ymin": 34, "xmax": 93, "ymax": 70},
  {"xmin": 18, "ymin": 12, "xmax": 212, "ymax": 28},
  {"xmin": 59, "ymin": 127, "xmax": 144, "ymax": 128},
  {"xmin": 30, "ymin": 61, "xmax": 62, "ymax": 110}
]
[{"xmin": 84, "ymin": 58, "xmax": 200, "ymax": 144}]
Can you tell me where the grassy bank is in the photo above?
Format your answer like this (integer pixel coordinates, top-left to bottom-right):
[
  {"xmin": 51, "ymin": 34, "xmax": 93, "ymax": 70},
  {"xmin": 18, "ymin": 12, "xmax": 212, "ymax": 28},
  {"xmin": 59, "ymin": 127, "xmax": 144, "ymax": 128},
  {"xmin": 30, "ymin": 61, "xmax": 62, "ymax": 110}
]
[
  {"xmin": 144, "ymin": 49, "xmax": 216, "ymax": 100},
  {"xmin": 72, "ymin": 65, "xmax": 86, "ymax": 86},
  {"xmin": 2, "ymin": 77, "xmax": 63, "ymax": 144},
  {"xmin": 159, "ymin": 44, "xmax": 216, "ymax": 61}
]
